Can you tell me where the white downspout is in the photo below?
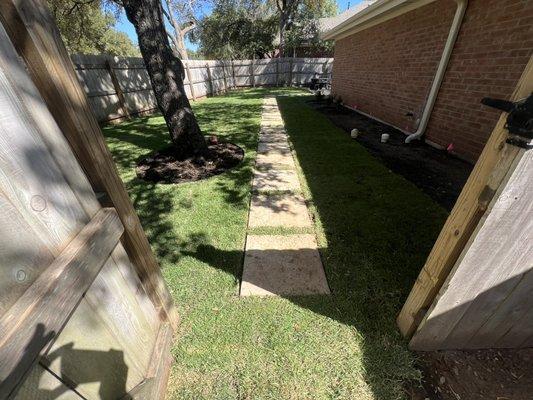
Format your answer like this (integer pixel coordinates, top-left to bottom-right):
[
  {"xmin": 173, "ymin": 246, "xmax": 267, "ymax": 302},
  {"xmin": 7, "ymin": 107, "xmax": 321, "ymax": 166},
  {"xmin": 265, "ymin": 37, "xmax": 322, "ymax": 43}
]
[{"xmin": 405, "ymin": 0, "xmax": 468, "ymax": 143}]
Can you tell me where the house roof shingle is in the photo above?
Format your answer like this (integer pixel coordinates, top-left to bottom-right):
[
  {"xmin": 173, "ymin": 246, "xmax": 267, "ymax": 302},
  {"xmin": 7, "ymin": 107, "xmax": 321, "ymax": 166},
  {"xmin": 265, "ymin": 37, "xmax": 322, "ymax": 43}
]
[{"xmin": 318, "ymin": 1, "xmax": 377, "ymax": 34}]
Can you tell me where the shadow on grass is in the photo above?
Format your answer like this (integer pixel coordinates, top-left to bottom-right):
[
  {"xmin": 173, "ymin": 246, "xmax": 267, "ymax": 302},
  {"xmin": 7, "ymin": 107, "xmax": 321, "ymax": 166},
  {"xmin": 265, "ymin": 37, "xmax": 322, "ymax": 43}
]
[
  {"xmin": 182, "ymin": 93, "xmax": 447, "ymax": 398},
  {"xmin": 105, "ymin": 89, "xmax": 448, "ymax": 398}
]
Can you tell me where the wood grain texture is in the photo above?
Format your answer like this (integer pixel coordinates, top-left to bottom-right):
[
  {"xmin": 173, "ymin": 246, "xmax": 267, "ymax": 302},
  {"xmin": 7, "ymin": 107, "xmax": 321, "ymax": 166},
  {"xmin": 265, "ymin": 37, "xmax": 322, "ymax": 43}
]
[
  {"xmin": 0, "ymin": 17, "xmax": 171, "ymax": 397},
  {"xmin": 0, "ymin": 21, "xmax": 97, "ymax": 315},
  {"xmin": 0, "ymin": 0, "xmax": 178, "ymax": 329},
  {"xmin": 0, "ymin": 208, "xmax": 123, "ymax": 398},
  {"xmin": 184, "ymin": 62, "xmax": 196, "ymax": 100},
  {"xmin": 205, "ymin": 62, "xmax": 214, "ymax": 95},
  {"xmin": 106, "ymin": 59, "xmax": 131, "ymax": 119},
  {"xmin": 42, "ymin": 298, "xmax": 146, "ymax": 399},
  {"xmin": 410, "ymin": 147, "xmax": 532, "ymax": 350},
  {"xmin": 120, "ymin": 323, "xmax": 173, "ymax": 399},
  {"xmin": 144, "ymin": 323, "xmax": 174, "ymax": 400},
  {"xmin": 13, "ymin": 364, "xmax": 84, "ymax": 400},
  {"xmin": 397, "ymin": 56, "xmax": 533, "ymax": 338}
]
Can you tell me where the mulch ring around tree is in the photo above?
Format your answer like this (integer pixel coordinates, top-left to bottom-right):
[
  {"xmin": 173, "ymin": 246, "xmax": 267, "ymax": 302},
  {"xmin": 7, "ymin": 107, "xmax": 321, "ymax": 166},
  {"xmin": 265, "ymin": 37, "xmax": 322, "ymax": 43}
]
[{"xmin": 136, "ymin": 141, "xmax": 244, "ymax": 184}]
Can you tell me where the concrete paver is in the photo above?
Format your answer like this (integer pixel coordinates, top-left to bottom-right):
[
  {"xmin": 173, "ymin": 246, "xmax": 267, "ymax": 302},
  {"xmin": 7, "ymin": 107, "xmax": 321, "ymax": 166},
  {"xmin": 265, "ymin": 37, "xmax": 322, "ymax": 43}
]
[
  {"xmin": 240, "ymin": 234, "xmax": 330, "ymax": 296},
  {"xmin": 241, "ymin": 97, "xmax": 329, "ymax": 297}
]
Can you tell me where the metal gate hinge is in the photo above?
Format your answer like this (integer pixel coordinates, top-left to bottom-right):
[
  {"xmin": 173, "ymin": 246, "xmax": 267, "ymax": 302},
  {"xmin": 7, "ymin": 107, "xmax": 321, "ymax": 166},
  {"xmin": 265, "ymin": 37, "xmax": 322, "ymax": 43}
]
[{"xmin": 481, "ymin": 93, "xmax": 533, "ymax": 149}]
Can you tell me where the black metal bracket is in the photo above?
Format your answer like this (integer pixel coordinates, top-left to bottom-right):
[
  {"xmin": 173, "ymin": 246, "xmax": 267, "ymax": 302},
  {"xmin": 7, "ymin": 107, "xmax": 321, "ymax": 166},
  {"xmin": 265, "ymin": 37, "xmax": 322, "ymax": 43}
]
[{"xmin": 481, "ymin": 93, "xmax": 533, "ymax": 149}]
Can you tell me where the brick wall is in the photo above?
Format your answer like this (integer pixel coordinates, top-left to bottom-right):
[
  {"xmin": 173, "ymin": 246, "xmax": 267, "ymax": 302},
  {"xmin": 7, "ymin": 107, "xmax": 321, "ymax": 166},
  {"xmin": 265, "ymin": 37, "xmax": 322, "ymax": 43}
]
[
  {"xmin": 332, "ymin": 1, "xmax": 456, "ymax": 133},
  {"xmin": 426, "ymin": 0, "xmax": 533, "ymax": 162},
  {"xmin": 332, "ymin": 0, "xmax": 533, "ymax": 163}
]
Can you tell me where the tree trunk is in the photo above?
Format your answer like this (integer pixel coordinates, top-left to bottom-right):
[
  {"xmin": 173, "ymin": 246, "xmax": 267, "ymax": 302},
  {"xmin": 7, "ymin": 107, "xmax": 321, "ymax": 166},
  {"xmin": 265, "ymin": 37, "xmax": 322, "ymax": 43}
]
[
  {"xmin": 168, "ymin": 31, "xmax": 188, "ymax": 60},
  {"xmin": 122, "ymin": 0, "xmax": 207, "ymax": 158},
  {"xmin": 176, "ymin": 33, "xmax": 189, "ymax": 60},
  {"xmin": 279, "ymin": 13, "xmax": 288, "ymax": 57}
]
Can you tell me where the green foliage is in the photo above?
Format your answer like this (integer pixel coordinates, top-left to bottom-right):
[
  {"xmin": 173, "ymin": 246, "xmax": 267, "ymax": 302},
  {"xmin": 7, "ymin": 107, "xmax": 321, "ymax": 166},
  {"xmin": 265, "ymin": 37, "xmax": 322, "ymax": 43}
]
[
  {"xmin": 194, "ymin": 0, "xmax": 337, "ymax": 59},
  {"xmin": 103, "ymin": 89, "xmax": 448, "ymax": 399},
  {"xmin": 193, "ymin": 0, "xmax": 277, "ymax": 59},
  {"xmin": 186, "ymin": 48, "xmax": 205, "ymax": 60},
  {"xmin": 47, "ymin": 0, "xmax": 140, "ymax": 56},
  {"xmin": 285, "ymin": 0, "xmax": 337, "ymax": 55}
]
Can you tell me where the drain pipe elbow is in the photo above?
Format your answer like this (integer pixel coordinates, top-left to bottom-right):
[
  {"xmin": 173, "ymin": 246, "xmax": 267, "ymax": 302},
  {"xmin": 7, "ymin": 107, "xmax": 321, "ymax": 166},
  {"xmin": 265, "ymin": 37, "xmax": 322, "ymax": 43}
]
[{"xmin": 405, "ymin": 0, "xmax": 468, "ymax": 144}]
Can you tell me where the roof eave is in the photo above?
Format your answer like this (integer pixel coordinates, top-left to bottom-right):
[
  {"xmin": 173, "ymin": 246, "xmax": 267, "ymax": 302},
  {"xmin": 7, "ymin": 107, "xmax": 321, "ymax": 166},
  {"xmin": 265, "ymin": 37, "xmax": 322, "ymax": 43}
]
[{"xmin": 322, "ymin": 0, "xmax": 437, "ymax": 40}]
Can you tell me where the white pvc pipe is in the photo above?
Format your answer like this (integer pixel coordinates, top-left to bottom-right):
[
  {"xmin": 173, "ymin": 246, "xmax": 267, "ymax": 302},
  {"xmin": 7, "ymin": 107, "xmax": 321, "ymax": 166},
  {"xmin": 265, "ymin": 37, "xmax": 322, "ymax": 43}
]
[{"xmin": 405, "ymin": 0, "xmax": 468, "ymax": 143}]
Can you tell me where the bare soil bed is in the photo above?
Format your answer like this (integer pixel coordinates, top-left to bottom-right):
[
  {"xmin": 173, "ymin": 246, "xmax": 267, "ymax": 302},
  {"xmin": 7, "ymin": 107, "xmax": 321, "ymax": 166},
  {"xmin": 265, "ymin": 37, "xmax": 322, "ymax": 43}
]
[
  {"xmin": 136, "ymin": 141, "xmax": 244, "ymax": 184},
  {"xmin": 307, "ymin": 99, "xmax": 473, "ymax": 211},
  {"xmin": 409, "ymin": 348, "xmax": 533, "ymax": 400}
]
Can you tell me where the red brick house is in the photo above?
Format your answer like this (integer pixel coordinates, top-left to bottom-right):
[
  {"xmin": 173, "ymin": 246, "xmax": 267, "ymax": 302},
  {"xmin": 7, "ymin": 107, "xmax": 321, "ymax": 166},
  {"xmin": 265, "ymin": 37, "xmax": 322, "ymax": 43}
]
[{"xmin": 323, "ymin": 0, "xmax": 533, "ymax": 163}]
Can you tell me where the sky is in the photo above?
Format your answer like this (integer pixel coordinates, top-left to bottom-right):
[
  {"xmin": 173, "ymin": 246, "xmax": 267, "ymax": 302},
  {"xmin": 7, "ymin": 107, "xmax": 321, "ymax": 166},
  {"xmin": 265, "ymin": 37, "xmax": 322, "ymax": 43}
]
[{"xmin": 114, "ymin": 0, "xmax": 361, "ymax": 52}]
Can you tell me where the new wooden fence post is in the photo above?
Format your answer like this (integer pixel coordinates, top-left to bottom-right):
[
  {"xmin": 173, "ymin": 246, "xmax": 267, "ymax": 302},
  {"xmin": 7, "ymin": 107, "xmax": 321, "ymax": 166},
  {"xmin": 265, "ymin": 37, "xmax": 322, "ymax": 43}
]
[
  {"xmin": 0, "ymin": 0, "xmax": 178, "ymax": 329},
  {"xmin": 250, "ymin": 59, "xmax": 255, "ymax": 87},
  {"xmin": 105, "ymin": 58, "xmax": 130, "ymax": 120},
  {"xmin": 184, "ymin": 61, "xmax": 196, "ymax": 100},
  {"xmin": 397, "ymin": 56, "xmax": 533, "ymax": 338},
  {"xmin": 205, "ymin": 62, "xmax": 214, "ymax": 96}
]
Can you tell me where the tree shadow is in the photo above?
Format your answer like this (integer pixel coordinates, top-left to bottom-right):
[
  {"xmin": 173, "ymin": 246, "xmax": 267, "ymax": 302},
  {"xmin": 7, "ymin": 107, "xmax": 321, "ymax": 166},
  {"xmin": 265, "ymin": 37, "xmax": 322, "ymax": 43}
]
[
  {"xmin": 102, "ymin": 88, "xmax": 448, "ymax": 398},
  {"xmin": 175, "ymin": 93, "xmax": 449, "ymax": 397}
]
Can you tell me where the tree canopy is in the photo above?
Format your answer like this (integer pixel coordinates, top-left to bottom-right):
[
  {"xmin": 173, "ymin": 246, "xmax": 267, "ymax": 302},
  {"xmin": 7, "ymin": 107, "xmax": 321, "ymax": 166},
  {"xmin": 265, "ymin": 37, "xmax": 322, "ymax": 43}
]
[
  {"xmin": 193, "ymin": 0, "xmax": 336, "ymax": 59},
  {"xmin": 193, "ymin": 0, "xmax": 277, "ymax": 59},
  {"xmin": 284, "ymin": 0, "xmax": 336, "ymax": 56},
  {"xmin": 162, "ymin": 0, "xmax": 208, "ymax": 59},
  {"xmin": 47, "ymin": 0, "xmax": 140, "ymax": 56}
]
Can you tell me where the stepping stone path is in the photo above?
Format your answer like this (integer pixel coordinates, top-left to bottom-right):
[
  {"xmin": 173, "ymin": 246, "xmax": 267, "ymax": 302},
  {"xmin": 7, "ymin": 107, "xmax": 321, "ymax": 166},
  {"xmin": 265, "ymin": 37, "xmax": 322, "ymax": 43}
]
[{"xmin": 240, "ymin": 97, "xmax": 330, "ymax": 297}]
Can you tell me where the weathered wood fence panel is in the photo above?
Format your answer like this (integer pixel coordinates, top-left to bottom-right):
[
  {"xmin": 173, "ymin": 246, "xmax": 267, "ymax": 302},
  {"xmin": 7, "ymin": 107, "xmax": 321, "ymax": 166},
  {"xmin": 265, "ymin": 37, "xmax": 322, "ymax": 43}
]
[
  {"xmin": 397, "ymin": 56, "xmax": 533, "ymax": 340},
  {"xmin": 71, "ymin": 54, "xmax": 333, "ymax": 123},
  {"xmin": 410, "ymin": 146, "xmax": 532, "ymax": 350},
  {"xmin": 0, "ymin": 25, "xmax": 160, "ymax": 397},
  {"xmin": 403, "ymin": 56, "xmax": 533, "ymax": 351},
  {"xmin": 0, "ymin": 0, "xmax": 175, "ymax": 397}
]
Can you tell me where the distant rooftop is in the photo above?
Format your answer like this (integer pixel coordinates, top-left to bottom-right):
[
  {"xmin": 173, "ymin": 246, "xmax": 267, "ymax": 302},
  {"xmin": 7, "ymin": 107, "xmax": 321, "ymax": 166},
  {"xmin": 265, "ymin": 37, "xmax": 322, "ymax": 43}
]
[{"xmin": 319, "ymin": 1, "xmax": 377, "ymax": 33}]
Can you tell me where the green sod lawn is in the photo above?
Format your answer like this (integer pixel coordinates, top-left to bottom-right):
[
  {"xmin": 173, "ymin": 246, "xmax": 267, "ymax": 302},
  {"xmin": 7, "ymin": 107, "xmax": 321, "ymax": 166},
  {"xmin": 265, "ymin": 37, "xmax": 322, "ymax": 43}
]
[{"xmin": 103, "ymin": 88, "xmax": 448, "ymax": 400}]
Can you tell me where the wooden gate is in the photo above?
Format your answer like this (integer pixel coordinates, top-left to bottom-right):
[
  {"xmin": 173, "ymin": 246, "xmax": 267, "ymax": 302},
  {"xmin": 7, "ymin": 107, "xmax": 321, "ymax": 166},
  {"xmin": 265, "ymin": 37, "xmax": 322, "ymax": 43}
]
[
  {"xmin": 0, "ymin": 2, "xmax": 175, "ymax": 399},
  {"xmin": 399, "ymin": 56, "xmax": 533, "ymax": 350}
]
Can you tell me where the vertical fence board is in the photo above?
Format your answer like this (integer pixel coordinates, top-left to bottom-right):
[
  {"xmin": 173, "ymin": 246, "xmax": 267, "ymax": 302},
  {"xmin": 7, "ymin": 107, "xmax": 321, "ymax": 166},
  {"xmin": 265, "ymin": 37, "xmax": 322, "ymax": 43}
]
[
  {"xmin": 68, "ymin": 56, "xmax": 332, "ymax": 123},
  {"xmin": 0, "ymin": 0, "xmax": 179, "ymax": 330},
  {"xmin": 398, "ymin": 57, "xmax": 533, "ymax": 338}
]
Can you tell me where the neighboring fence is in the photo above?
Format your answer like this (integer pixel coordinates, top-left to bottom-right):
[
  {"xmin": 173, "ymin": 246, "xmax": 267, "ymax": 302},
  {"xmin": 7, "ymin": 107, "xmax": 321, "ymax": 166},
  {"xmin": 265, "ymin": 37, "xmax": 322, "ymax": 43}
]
[{"xmin": 71, "ymin": 54, "xmax": 333, "ymax": 123}]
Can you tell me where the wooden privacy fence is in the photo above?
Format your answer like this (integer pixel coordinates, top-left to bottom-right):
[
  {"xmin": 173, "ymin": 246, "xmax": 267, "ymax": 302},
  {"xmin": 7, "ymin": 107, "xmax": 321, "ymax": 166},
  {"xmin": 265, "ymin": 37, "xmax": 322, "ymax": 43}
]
[
  {"xmin": 71, "ymin": 54, "xmax": 333, "ymax": 123},
  {"xmin": 0, "ymin": 0, "xmax": 175, "ymax": 398},
  {"xmin": 399, "ymin": 56, "xmax": 533, "ymax": 351}
]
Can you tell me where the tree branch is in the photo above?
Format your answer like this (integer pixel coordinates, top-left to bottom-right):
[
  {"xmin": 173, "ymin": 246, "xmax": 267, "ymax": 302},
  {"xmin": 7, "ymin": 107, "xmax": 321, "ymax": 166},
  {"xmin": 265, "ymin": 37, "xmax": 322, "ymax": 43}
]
[{"xmin": 181, "ymin": 21, "xmax": 196, "ymax": 35}]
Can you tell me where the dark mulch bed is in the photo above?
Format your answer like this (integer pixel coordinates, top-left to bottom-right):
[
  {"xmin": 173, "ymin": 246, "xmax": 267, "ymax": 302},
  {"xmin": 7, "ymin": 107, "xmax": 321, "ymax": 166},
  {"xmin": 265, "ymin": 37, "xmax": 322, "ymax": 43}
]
[
  {"xmin": 409, "ymin": 348, "xmax": 533, "ymax": 400},
  {"xmin": 306, "ymin": 99, "xmax": 473, "ymax": 211},
  {"xmin": 136, "ymin": 141, "xmax": 244, "ymax": 184}
]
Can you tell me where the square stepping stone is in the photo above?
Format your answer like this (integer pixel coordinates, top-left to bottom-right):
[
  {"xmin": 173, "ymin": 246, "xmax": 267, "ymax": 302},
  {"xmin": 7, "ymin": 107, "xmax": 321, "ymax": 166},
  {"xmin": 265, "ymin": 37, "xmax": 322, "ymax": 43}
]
[
  {"xmin": 248, "ymin": 193, "xmax": 312, "ymax": 227},
  {"xmin": 256, "ymin": 150, "xmax": 295, "ymax": 166},
  {"xmin": 261, "ymin": 125, "xmax": 284, "ymax": 133},
  {"xmin": 259, "ymin": 133, "xmax": 287, "ymax": 143},
  {"xmin": 252, "ymin": 167, "xmax": 301, "ymax": 192},
  {"xmin": 240, "ymin": 234, "xmax": 330, "ymax": 296},
  {"xmin": 261, "ymin": 119, "xmax": 283, "ymax": 125},
  {"xmin": 261, "ymin": 117, "xmax": 283, "ymax": 125},
  {"xmin": 258, "ymin": 141, "xmax": 290, "ymax": 154}
]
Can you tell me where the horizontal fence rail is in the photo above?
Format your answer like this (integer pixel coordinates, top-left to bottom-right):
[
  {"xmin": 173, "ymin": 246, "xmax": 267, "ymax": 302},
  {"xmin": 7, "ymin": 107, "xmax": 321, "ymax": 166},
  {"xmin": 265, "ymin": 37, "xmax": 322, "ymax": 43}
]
[{"xmin": 71, "ymin": 54, "xmax": 333, "ymax": 123}]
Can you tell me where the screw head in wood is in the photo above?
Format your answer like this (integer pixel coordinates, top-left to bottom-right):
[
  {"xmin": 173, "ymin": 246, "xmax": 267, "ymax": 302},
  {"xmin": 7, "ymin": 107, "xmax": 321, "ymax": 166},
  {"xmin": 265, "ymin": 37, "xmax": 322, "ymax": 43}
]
[{"xmin": 30, "ymin": 195, "xmax": 47, "ymax": 212}]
